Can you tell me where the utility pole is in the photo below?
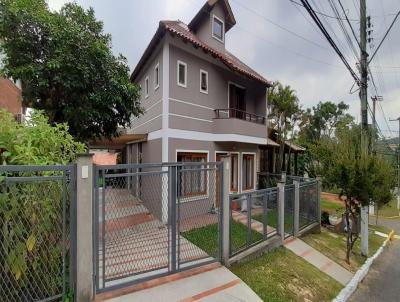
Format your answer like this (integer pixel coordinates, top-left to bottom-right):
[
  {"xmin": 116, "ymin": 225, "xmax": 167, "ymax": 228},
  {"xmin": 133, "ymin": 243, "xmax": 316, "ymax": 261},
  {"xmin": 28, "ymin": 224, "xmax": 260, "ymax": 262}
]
[
  {"xmin": 371, "ymin": 96, "xmax": 383, "ymax": 152},
  {"xmin": 360, "ymin": 0, "xmax": 369, "ymax": 257},
  {"xmin": 389, "ymin": 117, "xmax": 400, "ymax": 209}
]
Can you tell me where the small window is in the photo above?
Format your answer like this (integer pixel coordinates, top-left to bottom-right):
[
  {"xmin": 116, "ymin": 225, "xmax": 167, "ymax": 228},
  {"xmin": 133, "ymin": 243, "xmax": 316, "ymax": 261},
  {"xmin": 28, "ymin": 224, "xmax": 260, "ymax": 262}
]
[
  {"xmin": 212, "ymin": 15, "xmax": 224, "ymax": 42},
  {"xmin": 242, "ymin": 154, "xmax": 255, "ymax": 191},
  {"xmin": 145, "ymin": 76, "xmax": 149, "ymax": 98},
  {"xmin": 177, "ymin": 152, "xmax": 208, "ymax": 197},
  {"xmin": 154, "ymin": 63, "xmax": 159, "ymax": 90},
  {"xmin": 200, "ymin": 69, "xmax": 208, "ymax": 94},
  {"xmin": 177, "ymin": 60, "xmax": 187, "ymax": 87}
]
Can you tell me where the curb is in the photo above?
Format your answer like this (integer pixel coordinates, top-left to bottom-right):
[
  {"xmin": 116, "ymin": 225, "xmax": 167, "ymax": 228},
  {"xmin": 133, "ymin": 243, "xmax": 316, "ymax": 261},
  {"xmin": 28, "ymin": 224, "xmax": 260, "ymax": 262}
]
[
  {"xmin": 369, "ymin": 214, "xmax": 400, "ymax": 219},
  {"xmin": 332, "ymin": 229, "xmax": 395, "ymax": 302}
]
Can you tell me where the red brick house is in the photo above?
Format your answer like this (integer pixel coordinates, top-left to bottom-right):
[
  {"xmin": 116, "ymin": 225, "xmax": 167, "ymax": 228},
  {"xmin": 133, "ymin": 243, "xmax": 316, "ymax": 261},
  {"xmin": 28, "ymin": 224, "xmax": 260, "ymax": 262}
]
[{"xmin": 0, "ymin": 78, "xmax": 24, "ymax": 120}]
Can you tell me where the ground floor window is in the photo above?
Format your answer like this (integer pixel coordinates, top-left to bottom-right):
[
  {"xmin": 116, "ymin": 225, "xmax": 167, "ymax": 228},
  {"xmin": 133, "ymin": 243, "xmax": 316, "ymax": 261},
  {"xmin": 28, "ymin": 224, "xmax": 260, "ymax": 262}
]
[
  {"xmin": 230, "ymin": 154, "xmax": 238, "ymax": 192},
  {"xmin": 177, "ymin": 152, "xmax": 208, "ymax": 197},
  {"xmin": 242, "ymin": 154, "xmax": 255, "ymax": 190}
]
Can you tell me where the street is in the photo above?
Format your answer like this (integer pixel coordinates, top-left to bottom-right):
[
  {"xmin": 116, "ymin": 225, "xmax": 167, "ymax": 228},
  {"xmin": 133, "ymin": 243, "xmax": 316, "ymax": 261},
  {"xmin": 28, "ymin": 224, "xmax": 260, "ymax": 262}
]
[{"xmin": 349, "ymin": 218, "xmax": 400, "ymax": 302}]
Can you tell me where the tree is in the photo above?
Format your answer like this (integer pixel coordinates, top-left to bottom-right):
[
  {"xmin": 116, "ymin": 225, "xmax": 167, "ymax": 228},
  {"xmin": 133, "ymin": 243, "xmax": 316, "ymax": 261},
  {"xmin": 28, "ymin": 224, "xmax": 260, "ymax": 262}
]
[
  {"xmin": 0, "ymin": 0, "xmax": 142, "ymax": 141},
  {"xmin": 268, "ymin": 82, "xmax": 301, "ymax": 173},
  {"xmin": 298, "ymin": 101, "xmax": 354, "ymax": 178},
  {"xmin": 323, "ymin": 126, "xmax": 394, "ymax": 262}
]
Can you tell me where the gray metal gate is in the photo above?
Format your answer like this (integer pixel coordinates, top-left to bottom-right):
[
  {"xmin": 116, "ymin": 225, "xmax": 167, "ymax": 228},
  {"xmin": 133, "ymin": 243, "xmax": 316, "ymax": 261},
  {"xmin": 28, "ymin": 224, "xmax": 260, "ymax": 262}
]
[
  {"xmin": 93, "ymin": 162, "xmax": 222, "ymax": 293},
  {"xmin": 0, "ymin": 165, "xmax": 76, "ymax": 302}
]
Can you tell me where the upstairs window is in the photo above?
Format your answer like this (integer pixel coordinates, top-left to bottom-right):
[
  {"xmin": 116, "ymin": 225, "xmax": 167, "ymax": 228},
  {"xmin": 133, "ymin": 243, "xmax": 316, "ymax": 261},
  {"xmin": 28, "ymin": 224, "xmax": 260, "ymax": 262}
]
[
  {"xmin": 200, "ymin": 69, "xmax": 208, "ymax": 94},
  {"xmin": 177, "ymin": 60, "xmax": 187, "ymax": 88},
  {"xmin": 212, "ymin": 15, "xmax": 224, "ymax": 42},
  {"xmin": 145, "ymin": 76, "xmax": 149, "ymax": 98},
  {"xmin": 154, "ymin": 63, "xmax": 159, "ymax": 90}
]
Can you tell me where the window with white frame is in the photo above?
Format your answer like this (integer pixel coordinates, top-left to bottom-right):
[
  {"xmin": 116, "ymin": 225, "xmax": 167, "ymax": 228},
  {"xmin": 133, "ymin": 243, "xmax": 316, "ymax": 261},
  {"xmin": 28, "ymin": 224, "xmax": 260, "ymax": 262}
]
[
  {"xmin": 177, "ymin": 60, "xmax": 187, "ymax": 87},
  {"xmin": 212, "ymin": 15, "xmax": 224, "ymax": 42},
  {"xmin": 177, "ymin": 152, "xmax": 207, "ymax": 197},
  {"xmin": 154, "ymin": 63, "xmax": 159, "ymax": 90},
  {"xmin": 145, "ymin": 76, "xmax": 149, "ymax": 98},
  {"xmin": 242, "ymin": 154, "xmax": 255, "ymax": 191},
  {"xmin": 200, "ymin": 69, "xmax": 208, "ymax": 94}
]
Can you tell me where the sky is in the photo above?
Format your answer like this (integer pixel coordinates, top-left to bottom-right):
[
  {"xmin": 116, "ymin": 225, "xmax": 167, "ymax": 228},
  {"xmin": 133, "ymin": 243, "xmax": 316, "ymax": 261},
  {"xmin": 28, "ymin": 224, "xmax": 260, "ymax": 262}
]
[{"xmin": 47, "ymin": 0, "xmax": 400, "ymax": 138}]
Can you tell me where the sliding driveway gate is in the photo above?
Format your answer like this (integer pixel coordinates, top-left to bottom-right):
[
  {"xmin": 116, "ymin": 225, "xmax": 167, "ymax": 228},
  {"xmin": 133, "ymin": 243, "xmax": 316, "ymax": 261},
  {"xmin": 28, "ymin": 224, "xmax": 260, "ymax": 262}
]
[{"xmin": 93, "ymin": 162, "xmax": 223, "ymax": 293}]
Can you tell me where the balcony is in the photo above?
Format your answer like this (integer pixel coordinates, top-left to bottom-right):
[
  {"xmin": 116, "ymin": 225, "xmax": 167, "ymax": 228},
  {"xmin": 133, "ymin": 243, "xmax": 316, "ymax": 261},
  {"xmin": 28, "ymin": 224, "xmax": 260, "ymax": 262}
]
[
  {"xmin": 214, "ymin": 108, "xmax": 266, "ymax": 125},
  {"xmin": 213, "ymin": 108, "xmax": 267, "ymax": 140}
]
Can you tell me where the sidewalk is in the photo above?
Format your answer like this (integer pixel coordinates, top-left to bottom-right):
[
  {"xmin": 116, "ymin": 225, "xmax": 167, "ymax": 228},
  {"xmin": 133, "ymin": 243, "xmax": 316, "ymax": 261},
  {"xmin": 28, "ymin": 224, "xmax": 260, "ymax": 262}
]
[
  {"xmin": 103, "ymin": 265, "xmax": 262, "ymax": 302},
  {"xmin": 285, "ymin": 238, "xmax": 353, "ymax": 286}
]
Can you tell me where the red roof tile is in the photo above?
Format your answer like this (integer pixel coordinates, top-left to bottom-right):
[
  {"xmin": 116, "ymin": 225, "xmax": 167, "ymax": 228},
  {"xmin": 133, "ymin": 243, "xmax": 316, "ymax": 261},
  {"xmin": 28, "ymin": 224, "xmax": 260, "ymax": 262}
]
[{"xmin": 131, "ymin": 21, "xmax": 272, "ymax": 86}]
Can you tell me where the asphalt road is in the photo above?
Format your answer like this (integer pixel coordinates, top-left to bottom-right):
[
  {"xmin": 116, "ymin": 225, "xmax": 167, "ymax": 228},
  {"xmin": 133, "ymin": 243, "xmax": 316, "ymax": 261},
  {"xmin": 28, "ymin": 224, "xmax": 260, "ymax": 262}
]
[{"xmin": 349, "ymin": 218, "xmax": 400, "ymax": 302}]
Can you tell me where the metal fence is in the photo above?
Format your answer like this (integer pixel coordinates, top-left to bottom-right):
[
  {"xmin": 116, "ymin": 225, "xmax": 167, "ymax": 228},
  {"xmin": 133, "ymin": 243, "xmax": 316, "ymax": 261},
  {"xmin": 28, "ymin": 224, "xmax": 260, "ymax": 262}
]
[
  {"xmin": 284, "ymin": 184, "xmax": 295, "ymax": 238},
  {"xmin": 0, "ymin": 165, "xmax": 76, "ymax": 302},
  {"xmin": 229, "ymin": 187, "xmax": 278, "ymax": 256},
  {"xmin": 299, "ymin": 180, "xmax": 319, "ymax": 230},
  {"xmin": 93, "ymin": 162, "xmax": 222, "ymax": 293}
]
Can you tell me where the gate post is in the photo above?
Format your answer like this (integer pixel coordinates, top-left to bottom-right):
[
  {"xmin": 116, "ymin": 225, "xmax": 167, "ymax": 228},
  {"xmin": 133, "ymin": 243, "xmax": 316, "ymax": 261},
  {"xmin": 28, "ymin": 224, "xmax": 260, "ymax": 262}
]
[
  {"xmin": 293, "ymin": 180, "xmax": 300, "ymax": 237},
  {"xmin": 76, "ymin": 154, "xmax": 94, "ymax": 302},
  {"xmin": 169, "ymin": 165, "xmax": 177, "ymax": 272},
  {"xmin": 221, "ymin": 156, "xmax": 230, "ymax": 265},
  {"xmin": 277, "ymin": 181, "xmax": 285, "ymax": 241}
]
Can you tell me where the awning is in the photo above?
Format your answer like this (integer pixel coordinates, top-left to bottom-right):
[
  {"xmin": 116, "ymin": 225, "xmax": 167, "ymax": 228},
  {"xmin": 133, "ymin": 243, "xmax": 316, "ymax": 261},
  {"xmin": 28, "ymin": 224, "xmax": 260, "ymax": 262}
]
[
  {"xmin": 90, "ymin": 134, "xmax": 147, "ymax": 150},
  {"xmin": 285, "ymin": 141, "xmax": 306, "ymax": 152},
  {"xmin": 266, "ymin": 138, "xmax": 280, "ymax": 147}
]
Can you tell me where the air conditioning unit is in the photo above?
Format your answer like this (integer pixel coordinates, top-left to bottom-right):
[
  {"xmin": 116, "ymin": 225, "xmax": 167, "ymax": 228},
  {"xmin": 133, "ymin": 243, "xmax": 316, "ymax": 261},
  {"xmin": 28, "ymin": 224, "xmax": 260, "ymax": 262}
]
[{"xmin": 14, "ymin": 113, "xmax": 25, "ymax": 124}]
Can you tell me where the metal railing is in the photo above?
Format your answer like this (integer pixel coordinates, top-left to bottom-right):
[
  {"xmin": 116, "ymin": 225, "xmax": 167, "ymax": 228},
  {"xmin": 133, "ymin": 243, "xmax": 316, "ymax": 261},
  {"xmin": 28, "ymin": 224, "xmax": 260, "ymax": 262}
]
[
  {"xmin": 229, "ymin": 188, "xmax": 278, "ymax": 256},
  {"xmin": 0, "ymin": 165, "xmax": 76, "ymax": 302},
  {"xmin": 214, "ymin": 108, "xmax": 266, "ymax": 125}
]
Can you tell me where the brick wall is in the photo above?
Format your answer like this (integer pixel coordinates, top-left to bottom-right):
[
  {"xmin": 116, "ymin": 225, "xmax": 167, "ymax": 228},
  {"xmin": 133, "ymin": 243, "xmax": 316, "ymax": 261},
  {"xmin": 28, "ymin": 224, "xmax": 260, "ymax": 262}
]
[{"xmin": 0, "ymin": 78, "xmax": 23, "ymax": 115}]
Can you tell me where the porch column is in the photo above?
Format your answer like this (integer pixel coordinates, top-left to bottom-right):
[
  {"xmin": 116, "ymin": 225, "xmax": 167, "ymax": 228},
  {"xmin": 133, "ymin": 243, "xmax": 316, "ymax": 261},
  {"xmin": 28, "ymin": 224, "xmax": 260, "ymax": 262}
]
[{"xmin": 294, "ymin": 152, "xmax": 298, "ymax": 175}]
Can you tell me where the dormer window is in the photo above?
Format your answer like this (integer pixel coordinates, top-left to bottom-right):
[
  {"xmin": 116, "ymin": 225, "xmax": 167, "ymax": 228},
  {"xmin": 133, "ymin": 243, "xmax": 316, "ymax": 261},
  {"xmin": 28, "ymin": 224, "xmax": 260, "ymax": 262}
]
[{"xmin": 212, "ymin": 15, "xmax": 224, "ymax": 42}]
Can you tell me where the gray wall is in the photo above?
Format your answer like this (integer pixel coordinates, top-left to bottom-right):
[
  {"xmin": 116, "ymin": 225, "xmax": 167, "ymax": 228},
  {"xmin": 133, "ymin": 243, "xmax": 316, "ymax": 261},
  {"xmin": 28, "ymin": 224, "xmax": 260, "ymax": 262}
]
[
  {"xmin": 195, "ymin": 2, "xmax": 226, "ymax": 52},
  {"xmin": 168, "ymin": 39, "xmax": 266, "ymax": 135},
  {"xmin": 128, "ymin": 44, "xmax": 163, "ymax": 135}
]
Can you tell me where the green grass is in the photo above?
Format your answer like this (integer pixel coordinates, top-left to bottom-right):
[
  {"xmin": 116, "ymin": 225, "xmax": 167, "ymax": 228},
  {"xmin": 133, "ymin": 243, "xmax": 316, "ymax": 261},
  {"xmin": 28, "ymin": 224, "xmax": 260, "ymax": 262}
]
[
  {"xmin": 301, "ymin": 225, "xmax": 389, "ymax": 273},
  {"xmin": 230, "ymin": 247, "xmax": 343, "ymax": 302},
  {"xmin": 181, "ymin": 221, "xmax": 263, "ymax": 256},
  {"xmin": 321, "ymin": 198, "xmax": 345, "ymax": 214},
  {"xmin": 376, "ymin": 198, "xmax": 399, "ymax": 217},
  {"xmin": 253, "ymin": 209, "xmax": 311, "ymax": 234}
]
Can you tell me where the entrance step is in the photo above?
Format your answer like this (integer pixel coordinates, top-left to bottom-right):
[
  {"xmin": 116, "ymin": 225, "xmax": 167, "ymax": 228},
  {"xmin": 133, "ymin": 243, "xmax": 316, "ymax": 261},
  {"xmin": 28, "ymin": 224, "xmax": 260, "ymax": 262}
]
[{"xmin": 96, "ymin": 263, "xmax": 262, "ymax": 302}]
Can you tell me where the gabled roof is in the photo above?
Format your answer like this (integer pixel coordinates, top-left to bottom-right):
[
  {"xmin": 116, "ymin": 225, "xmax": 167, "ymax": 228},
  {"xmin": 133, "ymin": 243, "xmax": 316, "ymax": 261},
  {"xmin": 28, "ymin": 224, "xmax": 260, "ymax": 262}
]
[
  {"xmin": 131, "ymin": 21, "xmax": 271, "ymax": 86},
  {"xmin": 188, "ymin": 0, "xmax": 236, "ymax": 32}
]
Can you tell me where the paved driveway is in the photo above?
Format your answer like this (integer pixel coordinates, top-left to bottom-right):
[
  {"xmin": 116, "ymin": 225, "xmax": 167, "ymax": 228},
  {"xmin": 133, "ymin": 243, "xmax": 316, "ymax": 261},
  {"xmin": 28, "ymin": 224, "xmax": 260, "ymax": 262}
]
[{"xmin": 349, "ymin": 218, "xmax": 400, "ymax": 302}]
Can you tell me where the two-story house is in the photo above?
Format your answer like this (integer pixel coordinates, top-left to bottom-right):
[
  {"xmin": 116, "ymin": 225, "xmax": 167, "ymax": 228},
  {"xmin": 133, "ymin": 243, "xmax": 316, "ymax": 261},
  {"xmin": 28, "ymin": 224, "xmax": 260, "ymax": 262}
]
[
  {"xmin": 0, "ymin": 78, "xmax": 24, "ymax": 122},
  {"xmin": 124, "ymin": 0, "xmax": 287, "ymax": 198}
]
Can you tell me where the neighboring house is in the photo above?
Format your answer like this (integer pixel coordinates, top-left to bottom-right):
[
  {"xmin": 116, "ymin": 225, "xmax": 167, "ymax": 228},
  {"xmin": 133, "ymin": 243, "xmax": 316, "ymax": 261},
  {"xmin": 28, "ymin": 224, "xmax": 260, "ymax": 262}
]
[{"xmin": 0, "ymin": 77, "xmax": 24, "ymax": 121}]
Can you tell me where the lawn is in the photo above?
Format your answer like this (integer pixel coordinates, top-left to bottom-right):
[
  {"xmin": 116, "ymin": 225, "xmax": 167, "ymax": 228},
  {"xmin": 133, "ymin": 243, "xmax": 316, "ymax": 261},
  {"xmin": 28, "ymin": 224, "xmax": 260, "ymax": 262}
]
[
  {"xmin": 230, "ymin": 247, "xmax": 343, "ymax": 302},
  {"xmin": 321, "ymin": 198, "xmax": 345, "ymax": 214},
  {"xmin": 252, "ymin": 208, "xmax": 294, "ymax": 234},
  {"xmin": 375, "ymin": 198, "xmax": 399, "ymax": 217},
  {"xmin": 181, "ymin": 221, "xmax": 263, "ymax": 256},
  {"xmin": 301, "ymin": 225, "xmax": 389, "ymax": 273}
]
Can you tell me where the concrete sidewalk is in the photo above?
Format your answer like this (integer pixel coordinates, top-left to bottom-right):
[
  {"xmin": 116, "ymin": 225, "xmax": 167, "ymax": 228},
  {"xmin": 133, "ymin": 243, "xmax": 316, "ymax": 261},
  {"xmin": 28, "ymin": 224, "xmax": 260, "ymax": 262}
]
[
  {"xmin": 285, "ymin": 238, "xmax": 353, "ymax": 286},
  {"xmin": 104, "ymin": 265, "xmax": 262, "ymax": 302}
]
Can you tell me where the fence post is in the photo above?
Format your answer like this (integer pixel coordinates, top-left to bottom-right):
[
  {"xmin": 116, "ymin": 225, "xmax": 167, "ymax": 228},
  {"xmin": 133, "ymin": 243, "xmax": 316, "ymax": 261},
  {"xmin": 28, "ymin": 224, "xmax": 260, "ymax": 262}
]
[
  {"xmin": 281, "ymin": 171, "xmax": 287, "ymax": 183},
  {"xmin": 221, "ymin": 156, "xmax": 230, "ymax": 265},
  {"xmin": 293, "ymin": 180, "xmax": 300, "ymax": 237},
  {"xmin": 169, "ymin": 165, "xmax": 177, "ymax": 272},
  {"xmin": 316, "ymin": 176, "xmax": 322, "ymax": 228},
  {"xmin": 76, "ymin": 154, "xmax": 94, "ymax": 302},
  {"xmin": 277, "ymin": 181, "xmax": 285, "ymax": 241}
]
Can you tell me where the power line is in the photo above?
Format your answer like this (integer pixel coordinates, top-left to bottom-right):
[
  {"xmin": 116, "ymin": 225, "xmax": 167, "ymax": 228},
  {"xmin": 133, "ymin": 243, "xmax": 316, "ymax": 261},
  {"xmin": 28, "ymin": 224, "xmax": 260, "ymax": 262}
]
[
  {"xmin": 337, "ymin": 0, "xmax": 361, "ymax": 48},
  {"xmin": 298, "ymin": 0, "xmax": 360, "ymax": 83},
  {"xmin": 368, "ymin": 9, "xmax": 400, "ymax": 65},
  {"xmin": 289, "ymin": 0, "xmax": 357, "ymax": 21},
  {"xmin": 231, "ymin": 0, "xmax": 330, "ymax": 51}
]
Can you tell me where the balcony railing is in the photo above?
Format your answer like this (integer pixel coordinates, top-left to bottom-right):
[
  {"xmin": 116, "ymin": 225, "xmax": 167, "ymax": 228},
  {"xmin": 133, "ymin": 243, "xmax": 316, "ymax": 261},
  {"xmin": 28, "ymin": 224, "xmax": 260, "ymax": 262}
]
[{"xmin": 214, "ymin": 108, "xmax": 266, "ymax": 125}]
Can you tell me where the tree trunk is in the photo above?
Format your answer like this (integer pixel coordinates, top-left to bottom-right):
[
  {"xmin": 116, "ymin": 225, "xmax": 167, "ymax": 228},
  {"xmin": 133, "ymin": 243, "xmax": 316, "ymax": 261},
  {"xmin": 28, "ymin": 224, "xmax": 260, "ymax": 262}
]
[{"xmin": 345, "ymin": 201, "xmax": 351, "ymax": 264}]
